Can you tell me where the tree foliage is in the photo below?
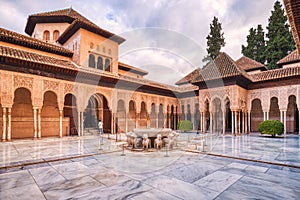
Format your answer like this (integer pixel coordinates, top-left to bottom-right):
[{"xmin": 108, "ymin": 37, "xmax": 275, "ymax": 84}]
[
  {"xmin": 203, "ymin": 16, "xmax": 225, "ymax": 62},
  {"xmin": 265, "ymin": 0, "xmax": 295, "ymax": 69},
  {"xmin": 258, "ymin": 120, "xmax": 284, "ymax": 137},
  {"xmin": 177, "ymin": 120, "xmax": 193, "ymax": 132},
  {"xmin": 242, "ymin": 25, "xmax": 266, "ymax": 64}
]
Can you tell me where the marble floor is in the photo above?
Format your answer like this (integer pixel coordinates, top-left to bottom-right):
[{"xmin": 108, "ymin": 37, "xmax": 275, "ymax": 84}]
[{"xmin": 1, "ymin": 133, "xmax": 300, "ymax": 199}]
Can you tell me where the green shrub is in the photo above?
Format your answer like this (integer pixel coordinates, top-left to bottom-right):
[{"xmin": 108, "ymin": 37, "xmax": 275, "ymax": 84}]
[
  {"xmin": 258, "ymin": 120, "xmax": 284, "ymax": 137},
  {"xmin": 177, "ymin": 120, "xmax": 193, "ymax": 132}
]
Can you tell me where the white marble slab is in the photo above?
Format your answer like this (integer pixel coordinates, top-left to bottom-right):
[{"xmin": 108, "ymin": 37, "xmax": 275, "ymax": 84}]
[
  {"xmin": 0, "ymin": 170, "xmax": 35, "ymax": 191},
  {"xmin": 41, "ymin": 175, "xmax": 104, "ymax": 200},
  {"xmin": 0, "ymin": 184, "xmax": 45, "ymax": 200},
  {"xmin": 144, "ymin": 175, "xmax": 219, "ymax": 200},
  {"xmin": 29, "ymin": 166, "xmax": 66, "ymax": 187},
  {"xmin": 227, "ymin": 162, "xmax": 248, "ymax": 169},
  {"xmin": 129, "ymin": 188, "xmax": 181, "ymax": 200}
]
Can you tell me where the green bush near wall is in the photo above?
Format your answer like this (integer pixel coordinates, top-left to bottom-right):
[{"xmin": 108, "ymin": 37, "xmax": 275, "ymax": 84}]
[
  {"xmin": 258, "ymin": 120, "xmax": 284, "ymax": 137},
  {"xmin": 177, "ymin": 120, "xmax": 193, "ymax": 132}
]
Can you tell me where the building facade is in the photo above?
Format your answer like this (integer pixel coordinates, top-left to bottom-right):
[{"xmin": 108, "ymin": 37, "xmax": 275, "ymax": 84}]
[{"xmin": 1, "ymin": 2, "xmax": 300, "ymax": 141}]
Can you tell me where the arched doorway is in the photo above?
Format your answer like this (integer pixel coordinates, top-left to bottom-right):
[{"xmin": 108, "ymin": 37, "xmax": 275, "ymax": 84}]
[
  {"xmin": 41, "ymin": 91, "xmax": 59, "ymax": 137},
  {"xmin": 287, "ymin": 95, "xmax": 299, "ymax": 133},
  {"xmin": 225, "ymin": 99, "xmax": 232, "ymax": 132},
  {"xmin": 12, "ymin": 88, "xmax": 34, "ymax": 139},
  {"xmin": 128, "ymin": 100, "xmax": 136, "ymax": 131},
  {"xmin": 269, "ymin": 97, "xmax": 280, "ymax": 120},
  {"xmin": 158, "ymin": 104, "xmax": 164, "ymax": 128},
  {"xmin": 250, "ymin": 99, "xmax": 263, "ymax": 132},
  {"xmin": 212, "ymin": 98, "xmax": 222, "ymax": 133},
  {"xmin": 63, "ymin": 94, "xmax": 77, "ymax": 136},
  {"xmin": 150, "ymin": 103, "xmax": 156, "ymax": 128},
  {"xmin": 116, "ymin": 99, "xmax": 126, "ymax": 132},
  {"xmin": 140, "ymin": 102, "xmax": 147, "ymax": 128},
  {"xmin": 84, "ymin": 94, "xmax": 111, "ymax": 133}
]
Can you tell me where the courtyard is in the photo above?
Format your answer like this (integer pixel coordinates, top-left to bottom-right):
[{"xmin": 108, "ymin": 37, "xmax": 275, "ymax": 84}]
[{"xmin": 1, "ymin": 133, "xmax": 300, "ymax": 199}]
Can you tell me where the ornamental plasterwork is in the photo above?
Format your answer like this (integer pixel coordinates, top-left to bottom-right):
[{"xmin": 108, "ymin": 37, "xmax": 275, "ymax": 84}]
[
  {"xmin": 64, "ymin": 83, "xmax": 75, "ymax": 95},
  {"xmin": 270, "ymin": 90, "xmax": 279, "ymax": 98},
  {"xmin": 287, "ymin": 87, "xmax": 297, "ymax": 97},
  {"xmin": 43, "ymin": 80, "xmax": 59, "ymax": 92},
  {"xmin": 14, "ymin": 75, "xmax": 33, "ymax": 90},
  {"xmin": 250, "ymin": 91, "xmax": 261, "ymax": 101}
]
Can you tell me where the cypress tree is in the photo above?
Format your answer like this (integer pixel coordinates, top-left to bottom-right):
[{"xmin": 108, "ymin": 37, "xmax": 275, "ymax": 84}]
[
  {"xmin": 242, "ymin": 25, "xmax": 266, "ymax": 64},
  {"xmin": 203, "ymin": 16, "xmax": 225, "ymax": 62},
  {"xmin": 265, "ymin": 0, "xmax": 295, "ymax": 69}
]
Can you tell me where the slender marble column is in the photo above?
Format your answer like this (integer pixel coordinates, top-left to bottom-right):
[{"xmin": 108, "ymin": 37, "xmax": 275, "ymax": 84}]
[
  {"xmin": 2, "ymin": 107, "xmax": 6, "ymax": 141},
  {"xmin": 59, "ymin": 110, "xmax": 63, "ymax": 138},
  {"xmin": 81, "ymin": 112, "xmax": 84, "ymax": 136},
  {"xmin": 33, "ymin": 108, "xmax": 37, "ymax": 139},
  {"xmin": 210, "ymin": 112, "xmax": 213, "ymax": 133},
  {"xmin": 38, "ymin": 108, "xmax": 41, "ymax": 138},
  {"xmin": 284, "ymin": 110, "xmax": 287, "ymax": 135},
  {"xmin": 125, "ymin": 111, "xmax": 128, "ymax": 133},
  {"xmin": 266, "ymin": 111, "xmax": 269, "ymax": 120},
  {"xmin": 222, "ymin": 111, "xmax": 226, "ymax": 135},
  {"xmin": 231, "ymin": 111, "xmax": 234, "ymax": 135},
  {"xmin": 248, "ymin": 111, "xmax": 251, "ymax": 133},
  {"xmin": 77, "ymin": 111, "xmax": 81, "ymax": 136},
  {"xmin": 7, "ymin": 108, "xmax": 11, "ymax": 141},
  {"xmin": 280, "ymin": 111, "xmax": 283, "ymax": 122},
  {"xmin": 156, "ymin": 112, "xmax": 159, "ymax": 129},
  {"xmin": 234, "ymin": 111, "xmax": 238, "ymax": 135},
  {"xmin": 263, "ymin": 112, "xmax": 266, "ymax": 121}
]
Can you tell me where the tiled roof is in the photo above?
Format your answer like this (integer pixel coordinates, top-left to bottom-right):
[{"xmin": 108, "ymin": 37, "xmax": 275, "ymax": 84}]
[
  {"xmin": 277, "ymin": 49, "xmax": 300, "ymax": 65},
  {"xmin": 175, "ymin": 68, "xmax": 200, "ymax": 85},
  {"xmin": 192, "ymin": 52, "xmax": 250, "ymax": 83},
  {"xmin": 284, "ymin": 0, "xmax": 300, "ymax": 52},
  {"xmin": 0, "ymin": 45, "xmax": 77, "ymax": 70},
  {"xmin": 25, "ymin": 8, "xmax": 125, "ymax": 44},
  {"xmin": 250, "ymin": 65, "xmax": 300, "ymax": 82},
  {"xmin": 236, "ymin": 56, "xmax": 267, "ymax": 71},
  {"xmin": 118, "ymin": 62, "xmax": 148, "ymax": 76},
  {"xmin": 0, "ymin": 28, "xmax": 73, "ymax": 57}
]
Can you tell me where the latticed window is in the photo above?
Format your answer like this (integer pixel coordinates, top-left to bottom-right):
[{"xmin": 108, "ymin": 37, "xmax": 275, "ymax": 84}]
[
  {"xmin": 88, "ymin": 54, "xmax": 95, "ymax": 68},
  {"xmin": 53, "ymin": 30, "xmax": 60, "ymax": 41},
  {"xmin": 105, "ymin": 58, "xmax": 111, "ymax": 72},
  {"xmin": 97, "ymin": 56, "xmax": 103, "ymax": 70},
  {"xmin": 43, "ymin": 30, "xmax": 50, "ymax": 41}
]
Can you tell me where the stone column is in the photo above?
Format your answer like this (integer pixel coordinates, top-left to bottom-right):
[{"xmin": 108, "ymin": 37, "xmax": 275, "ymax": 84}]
[
  {"xmin": 38, "ymin": 108, "xmax": 41, "ymax": 138},
  {"xmin": 111, "ymin": 112, "xmax": 114, "ymax": 134},
  {"xmin": 77, "ymin": 111, "xmax": 81, "ymax": 136},
  {"xmin": 222, "ymin": 110, "xmax": 226, "ymax": 135},
  {"xmin": 231, "ymin": 111, "xmax": 234, "ymax": 135},
  {"xmin": 135, "ymin": 112, "xmax": 140, "ymax": 129},
  {"xmin": 234, "ymin": 111, "xmax": 238, "ymax": 136},
  {"xmin": 2, "ymin": 107, "xmax": 7, "ymax": 141},
  {"xmin": 7, "ymin": 108, "xmax": 11, "ymax": 141},
  {"xmin": 125, "ymin": 111, "xmax": 128, "ymax": 133},
  {"xmin": 263, "ymin": 112, "xmax": 266, "ymax": 121},
  {"xmin": 210, "ymin": 112, "xmax": 213, "ymax": 133},
  {"xmin": 280, "ymin": 111, "xmax": 283, "ymax": 123},
  {"xmin": 242, "ymin": 112, "xmax": 245, "ymax": 134},
  {"xmin": 33, "ymin": 108, "xmax": 37, "ymax": 139},
  {"xmin": 248, "ymin": 111, "xmax": 251, "ymax": 133},
  {"xmin": 266, "ymin": 111, "xmax": 269, "ymax": 120},
  {"xmin": 59, "ymin": 110, "xmax": 63, "ymax": 138},
  {"xmin": 283, "ymin": 110, "xmax": 287, "ymax": 136},
  {"xmin": 81, "ymin": 112, "xmax": 84, "ymax": 136}
]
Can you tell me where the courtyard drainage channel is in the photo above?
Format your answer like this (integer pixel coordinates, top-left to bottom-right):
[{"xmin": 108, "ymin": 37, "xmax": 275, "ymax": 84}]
[{"xmin": 1, "ymin": 148, "xmax": 300, "ymax": 173}]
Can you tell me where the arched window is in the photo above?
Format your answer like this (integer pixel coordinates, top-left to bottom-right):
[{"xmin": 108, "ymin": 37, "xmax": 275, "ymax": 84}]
[
  {"xmin": 97, "ymin": 56, "xmax": 103, "ymax": 70},
  {"xmin": 43, "ymin": 30, "xmax": 50, "ymax": 41},
  {"xmin": 88, "ymin": 54, "xmax": 95, "ymax": 68},
  {"xmin": 105, "ymin": 59, "xmax": 111, "ymax": 72},
  {"xmin": 53, "ymin": 30, "xmax": 60, "ymax": 41}
]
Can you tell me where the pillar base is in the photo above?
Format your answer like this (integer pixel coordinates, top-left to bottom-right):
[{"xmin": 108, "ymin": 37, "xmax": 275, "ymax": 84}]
[{"xmin": 1, "ymin": 139, "xmax": 6, "ymax": 142}]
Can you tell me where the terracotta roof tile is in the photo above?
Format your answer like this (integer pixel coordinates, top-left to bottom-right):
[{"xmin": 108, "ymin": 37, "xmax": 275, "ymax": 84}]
[
  {"xmin": 277, "ymin": 49, "xmax": 300, "ymax": 65},
  {"xmin": 175, "ymin": 68, "xmax": 200, "ymax": 85},
  {"xmin": 118, "ymin": 62, "xmax": 148, "ymax": 76},
  {"xmin": 25, "ymin": 8, "xmax": 125, "ymax": 44},
  {"xmin": 236, "ymin": 56, "xmax": 267, "ymax": 71},
  {"xmin": 191, "ymin": 52, "xmax": 250, "ymax": 83},
  {"xmin": 0, "ymin": 45, "xmax": 77, "ymax": 70},
  {"xmin": 250, "ymin": 65, "xmax": 300, "ymax": 81},
  {"xmin": 0, "ymin": 27, "xmax": 73, "ymax": 57}
]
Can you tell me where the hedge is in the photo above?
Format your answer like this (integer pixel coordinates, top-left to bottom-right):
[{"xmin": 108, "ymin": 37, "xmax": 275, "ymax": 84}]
[
  {"xmin": 177, "ymin": 120, "xmax": 193, "ymax": 132},
  {"xmin": 258, "ymin": 120, "xmax": 284, "ymax": 137}
]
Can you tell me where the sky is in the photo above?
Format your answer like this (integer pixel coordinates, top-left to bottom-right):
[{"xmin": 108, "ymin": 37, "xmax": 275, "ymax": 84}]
[{"xmin": 0, "ymin": 0, "xmax": 282, "ymax": 85}]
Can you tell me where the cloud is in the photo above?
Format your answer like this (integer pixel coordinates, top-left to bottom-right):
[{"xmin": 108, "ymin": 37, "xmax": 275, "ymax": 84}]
[{"xmin": 0, "ymin": 0, "xmax": 282, "ymax": 85}]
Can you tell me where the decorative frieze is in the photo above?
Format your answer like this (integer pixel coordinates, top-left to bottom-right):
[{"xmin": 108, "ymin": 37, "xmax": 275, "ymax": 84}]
[{"xmin": 14, "ymin": 75, "xmax": 33, "ymax": 89}]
